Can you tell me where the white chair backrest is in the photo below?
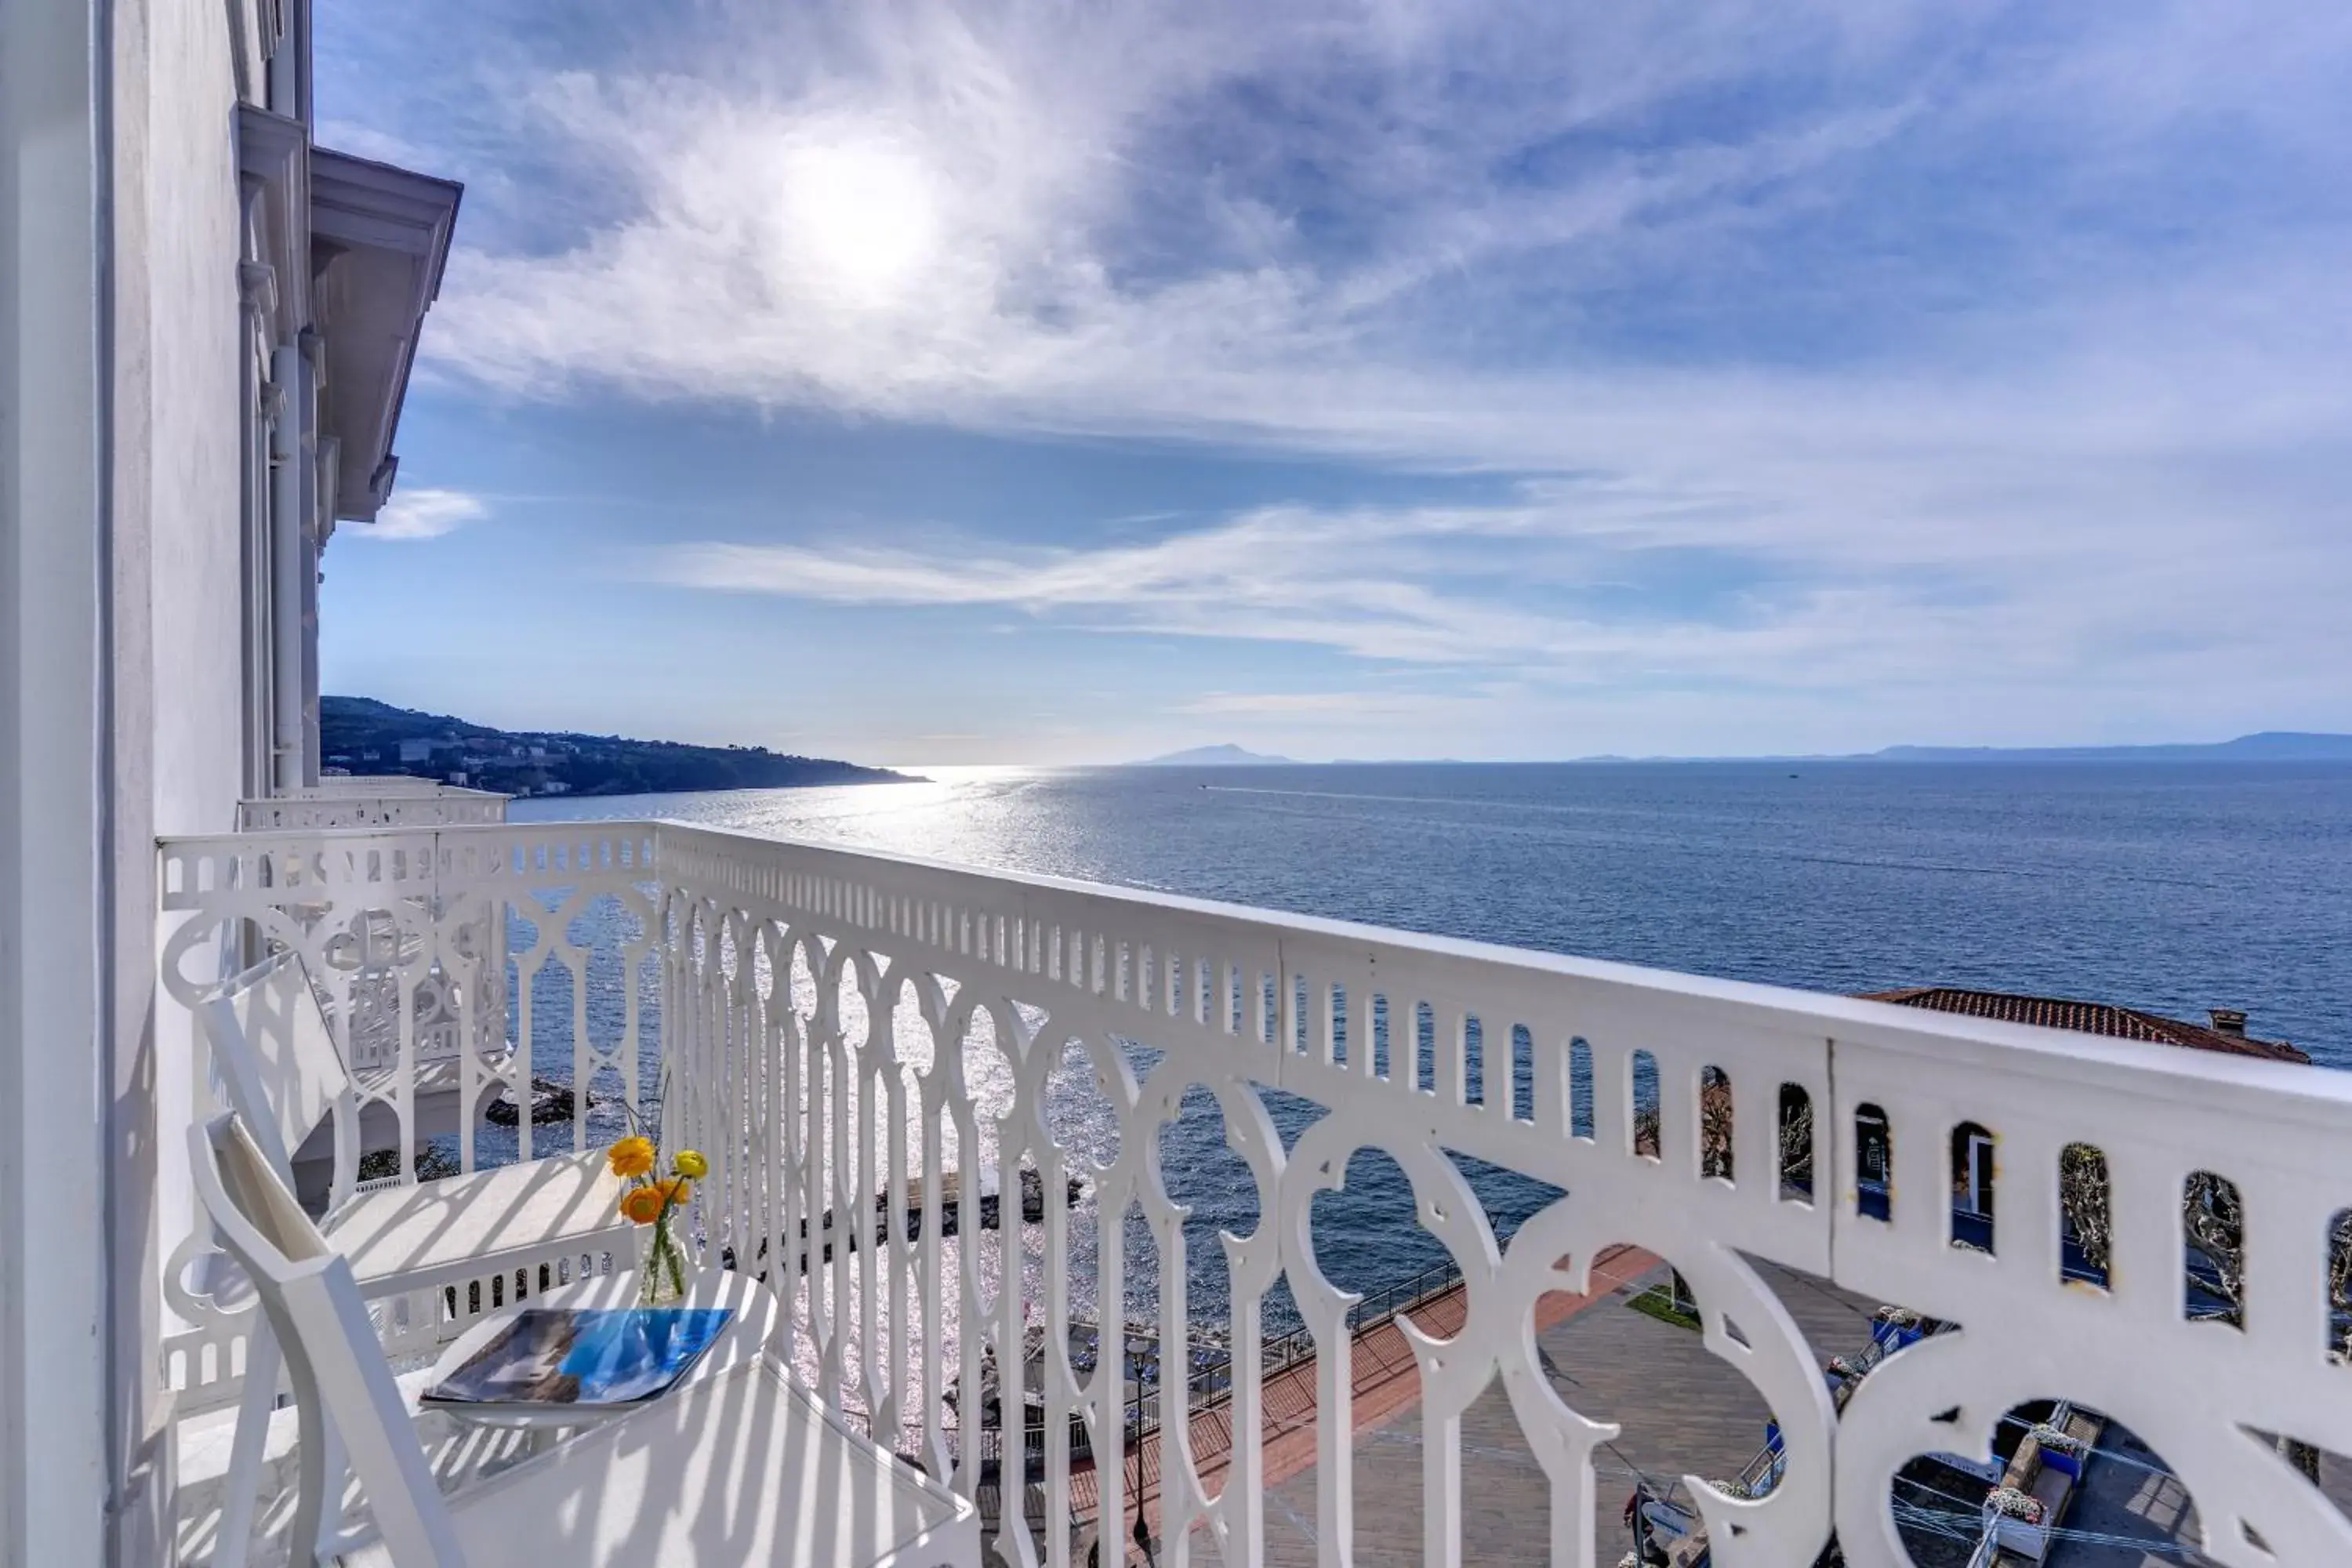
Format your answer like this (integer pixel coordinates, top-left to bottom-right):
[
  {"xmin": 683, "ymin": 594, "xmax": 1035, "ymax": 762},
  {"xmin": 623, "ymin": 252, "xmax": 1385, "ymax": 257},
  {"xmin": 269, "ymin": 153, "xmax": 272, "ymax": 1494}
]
[
  {"xmin": 190, "ymin": 1112, "xmax": 466, "ymax": 1566},
  {"xmin": 198, "ymin": 950, "xmax": 358, "ymax": 1207}
]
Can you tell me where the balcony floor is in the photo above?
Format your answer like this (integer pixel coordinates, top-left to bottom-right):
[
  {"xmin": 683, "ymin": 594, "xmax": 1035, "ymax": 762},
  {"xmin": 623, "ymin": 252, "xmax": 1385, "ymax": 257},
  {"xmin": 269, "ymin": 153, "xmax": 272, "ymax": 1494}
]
[{"xmin": 173, "ymin": 1370, "xmax": 558, "ymax": 1567}]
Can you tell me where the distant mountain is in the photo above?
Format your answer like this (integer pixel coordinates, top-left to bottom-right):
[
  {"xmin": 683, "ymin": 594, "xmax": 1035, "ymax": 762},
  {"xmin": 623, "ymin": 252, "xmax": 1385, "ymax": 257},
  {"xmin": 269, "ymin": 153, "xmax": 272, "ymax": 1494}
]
[
  {"xmin": 1131, "ymin": 731, "xmax": 2352, "ymax": 768},
  {"xmin": 1864, "ymin": 732, "xmax": 2352, "ymax": 763},
  {"xmin": 320, "ymin": 696, "xmax": 919, "ymax": 797},
  {"xmin": 1132, "ymin": 743, "xmax": 1298, "ymax": 767}
]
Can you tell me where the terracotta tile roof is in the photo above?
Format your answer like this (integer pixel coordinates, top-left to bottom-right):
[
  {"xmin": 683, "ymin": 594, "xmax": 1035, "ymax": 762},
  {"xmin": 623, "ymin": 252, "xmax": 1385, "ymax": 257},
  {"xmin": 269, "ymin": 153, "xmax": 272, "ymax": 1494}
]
[{"xmin": 1858, "ymin": 986, "xmax": 2310, "ymax": 1064}]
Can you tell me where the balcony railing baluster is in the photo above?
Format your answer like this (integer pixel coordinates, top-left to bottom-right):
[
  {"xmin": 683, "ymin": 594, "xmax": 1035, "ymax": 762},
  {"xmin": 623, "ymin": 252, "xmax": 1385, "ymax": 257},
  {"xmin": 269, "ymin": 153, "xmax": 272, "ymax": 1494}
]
[{"xmin": 154, "ymin": 819, "xmax": 2352, "ymax": 1568}]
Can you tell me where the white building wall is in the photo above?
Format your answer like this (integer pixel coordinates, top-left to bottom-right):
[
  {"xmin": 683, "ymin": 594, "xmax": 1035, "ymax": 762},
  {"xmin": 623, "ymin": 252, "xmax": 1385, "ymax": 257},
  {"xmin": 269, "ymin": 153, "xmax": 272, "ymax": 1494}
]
[
  {"xmin": 138, "ymin": 0, "xmax": 260, "ymax": 1364},
  {"xmin": 98, "ymin": 0, "xmax": 266, "ymax": 1555},
  {"xmin": 11, "ymin": 0, "xmax": 441, "ymax": 1552},
  {"xmin": 5, "ymin": 0, "xmax": 263, "ymax": 1556},
  {"xmin": 2, "ymin": 0, "xmax": 114, "ymax": 1560},
  {"xmin": 144, "ymin": 0, "xmax": 252, "ymax": 845}
]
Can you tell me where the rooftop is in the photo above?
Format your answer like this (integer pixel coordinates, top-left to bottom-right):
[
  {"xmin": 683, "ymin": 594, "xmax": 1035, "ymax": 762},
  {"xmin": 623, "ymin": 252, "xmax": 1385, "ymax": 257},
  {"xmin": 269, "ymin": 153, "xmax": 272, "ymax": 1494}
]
[{"xmin": 1860, "ymin": 985, "xmax": 2311, "ymax": 1064}]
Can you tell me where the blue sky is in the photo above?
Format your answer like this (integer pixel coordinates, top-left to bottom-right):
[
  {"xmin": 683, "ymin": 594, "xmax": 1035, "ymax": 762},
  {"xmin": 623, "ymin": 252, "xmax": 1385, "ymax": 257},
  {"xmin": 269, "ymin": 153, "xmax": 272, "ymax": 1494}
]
[{"xmin": 316, "ymin": 2, "xmax": 2352, "ymax": 765}]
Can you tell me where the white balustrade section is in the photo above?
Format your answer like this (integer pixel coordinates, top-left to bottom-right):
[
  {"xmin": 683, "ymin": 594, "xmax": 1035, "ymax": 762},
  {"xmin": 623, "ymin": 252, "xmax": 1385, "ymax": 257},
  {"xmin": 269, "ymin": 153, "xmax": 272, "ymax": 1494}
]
[
  {"xmin": 154, "ymin": 821, "xmax": 2352, "ymax": 1568},
  {"xmin": 238, "ymin": 778, "xmax": 509, "ymax": 830}
]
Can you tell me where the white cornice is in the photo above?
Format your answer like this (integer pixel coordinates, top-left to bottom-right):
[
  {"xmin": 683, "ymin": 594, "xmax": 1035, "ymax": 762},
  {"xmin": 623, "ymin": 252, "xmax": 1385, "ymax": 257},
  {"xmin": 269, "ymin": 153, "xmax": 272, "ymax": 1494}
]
[
  {"xmin": 307, "ymin": 147, "xmax": 462, "ymax": 522},
  {"xmin": 234, "ymin": 104, "xmax": 310, "ymax": 342}
]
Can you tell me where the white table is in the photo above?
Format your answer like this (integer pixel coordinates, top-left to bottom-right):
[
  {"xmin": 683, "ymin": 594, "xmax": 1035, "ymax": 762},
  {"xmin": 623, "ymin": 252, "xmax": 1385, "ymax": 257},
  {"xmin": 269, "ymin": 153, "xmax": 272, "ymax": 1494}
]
[
  {"xmin": 364, "ymin": 1269, "xmax": 979, "ymax": 1566},
  {"xmin": 423, "ymin": 1267, "xmax": 780, "ymax": 1429}
]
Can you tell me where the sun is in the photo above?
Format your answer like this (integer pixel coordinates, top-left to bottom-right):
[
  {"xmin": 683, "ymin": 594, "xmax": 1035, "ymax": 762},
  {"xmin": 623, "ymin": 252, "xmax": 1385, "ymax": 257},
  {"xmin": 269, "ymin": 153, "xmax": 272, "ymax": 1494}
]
[{"xmin": 781, "ymin": 141, "xmax": 940, "ymax": 302}]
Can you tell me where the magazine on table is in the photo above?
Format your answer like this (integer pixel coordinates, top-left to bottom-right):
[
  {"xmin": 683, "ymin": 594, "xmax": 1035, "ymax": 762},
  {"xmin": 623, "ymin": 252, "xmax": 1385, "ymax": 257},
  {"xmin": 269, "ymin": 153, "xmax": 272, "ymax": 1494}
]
[{"xmin": 423, "ymin": 1308, "xmax": 735, "ymax": 1409}]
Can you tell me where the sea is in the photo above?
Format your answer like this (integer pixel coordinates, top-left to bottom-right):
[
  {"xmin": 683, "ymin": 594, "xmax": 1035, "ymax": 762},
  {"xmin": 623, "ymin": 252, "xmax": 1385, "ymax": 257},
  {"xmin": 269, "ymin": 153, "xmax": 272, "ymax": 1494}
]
[{"xmin": 506, "ymin": 760, "xmax": 2352, "ymax": 1345}]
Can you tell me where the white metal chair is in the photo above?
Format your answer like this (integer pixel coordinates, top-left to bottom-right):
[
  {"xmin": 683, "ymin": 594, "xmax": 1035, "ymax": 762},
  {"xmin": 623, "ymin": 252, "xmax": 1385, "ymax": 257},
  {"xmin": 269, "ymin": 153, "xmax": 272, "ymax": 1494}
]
[
  {"xmin": 195, "ymin": 949, "xmax": 632, "ymax": 1565},
  {"xmin": 189, "ymin": 1112, "xmax": 980, "ymax": 1566}
]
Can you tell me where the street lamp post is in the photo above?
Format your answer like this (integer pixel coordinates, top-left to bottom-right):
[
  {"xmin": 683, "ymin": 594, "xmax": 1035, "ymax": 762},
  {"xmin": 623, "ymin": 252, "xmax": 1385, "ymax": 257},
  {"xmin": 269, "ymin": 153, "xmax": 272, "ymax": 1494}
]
[{"xmin": 1129, "ymin": 1339, "xmax": 1156, "ymax": 1566}]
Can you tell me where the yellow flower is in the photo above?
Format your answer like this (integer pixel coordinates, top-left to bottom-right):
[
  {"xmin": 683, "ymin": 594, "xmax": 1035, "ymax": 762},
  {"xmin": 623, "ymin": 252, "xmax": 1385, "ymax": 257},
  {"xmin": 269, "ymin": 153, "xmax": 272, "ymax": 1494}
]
[
  {"xmin": 673, "ymin": 1149, "xmax": 708, "ymax": 1181},
  {"xmin": 608, "ymin": 1135, "xmax": 656, "ymax": 1180},
  {"xmin": 619, "ymin": 1185, "xmax": 666, "ymax": 1225},
  {"xmin": 655, "ymin": 1177, "xmax": 694, "ymax": 1210}
]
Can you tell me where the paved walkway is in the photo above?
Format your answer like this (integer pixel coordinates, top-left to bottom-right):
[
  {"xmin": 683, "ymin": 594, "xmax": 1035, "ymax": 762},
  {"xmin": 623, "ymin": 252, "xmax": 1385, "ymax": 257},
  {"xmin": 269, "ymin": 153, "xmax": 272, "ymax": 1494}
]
[
  {"xmin": 1051, "ymin": 1254, "xmax": 2352, "ymax": 1568},
  {"xmin": 1251, "ymin": 1256, "xmax": 1878, "ymax": 1567},
  {"xmin": 1068, "ymin": 1245, "xmax": 1663, "ymax": 1560},
  {"xmin": 2049, "ymin": 1430, "xmax": 2352, "ymax": 1567},
  {"xmin": 1054, "ymin": 1252, "xmax": 1880, "ymax": 1565},
  {"xmin": 2053, "ymin": 1425, "xmax": 2209, "ymax": 1568}
]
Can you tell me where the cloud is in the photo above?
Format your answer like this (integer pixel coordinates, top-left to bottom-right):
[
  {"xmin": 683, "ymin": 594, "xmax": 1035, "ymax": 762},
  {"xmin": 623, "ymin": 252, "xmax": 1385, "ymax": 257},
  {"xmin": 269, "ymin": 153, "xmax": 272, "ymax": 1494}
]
[
  {"xmin": 651, "ymin": 500, "xmax": 1606, "ymax": 666},
  {"xmin": 383, "ymin": 3, "xmax": 2352, "ymax": 457},
  {"xmin": 412, "ymin": 6, "xmax": 1921, "ymax": 437},
  {"xmin": 319, "ymin": 1, "xmax": 2352, "ymax": 748},
  {"xmin": 381, "ymin": 4, "xmax": 2352, "ymax": 588},
  {"xmin": 362, "ymin": 488, "xmax": 488, "ymax": 541},
  {"xmin": 648, "ymin": 455, "xmax": 2352, "ymax": 713}
]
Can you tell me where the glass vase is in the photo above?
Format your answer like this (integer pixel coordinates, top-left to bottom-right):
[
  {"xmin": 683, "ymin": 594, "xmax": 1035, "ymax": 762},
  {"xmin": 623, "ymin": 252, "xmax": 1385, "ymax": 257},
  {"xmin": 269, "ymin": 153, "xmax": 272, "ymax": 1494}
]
[{"xmin": 639, "ymin": 1212, "xmax": 689, "ymax": 1307}]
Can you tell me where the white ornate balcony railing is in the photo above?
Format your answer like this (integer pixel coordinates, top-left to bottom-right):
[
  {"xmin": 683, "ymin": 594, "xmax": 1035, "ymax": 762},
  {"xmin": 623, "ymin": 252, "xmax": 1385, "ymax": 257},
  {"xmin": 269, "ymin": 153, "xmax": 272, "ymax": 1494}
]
[
  {"xmin": 154, "ymin": 821, "xmax": 2352, "ymax": 1568},
  {"xmin": 236, "ymin": 778, "xmax": 509, "ymax": 830}
]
